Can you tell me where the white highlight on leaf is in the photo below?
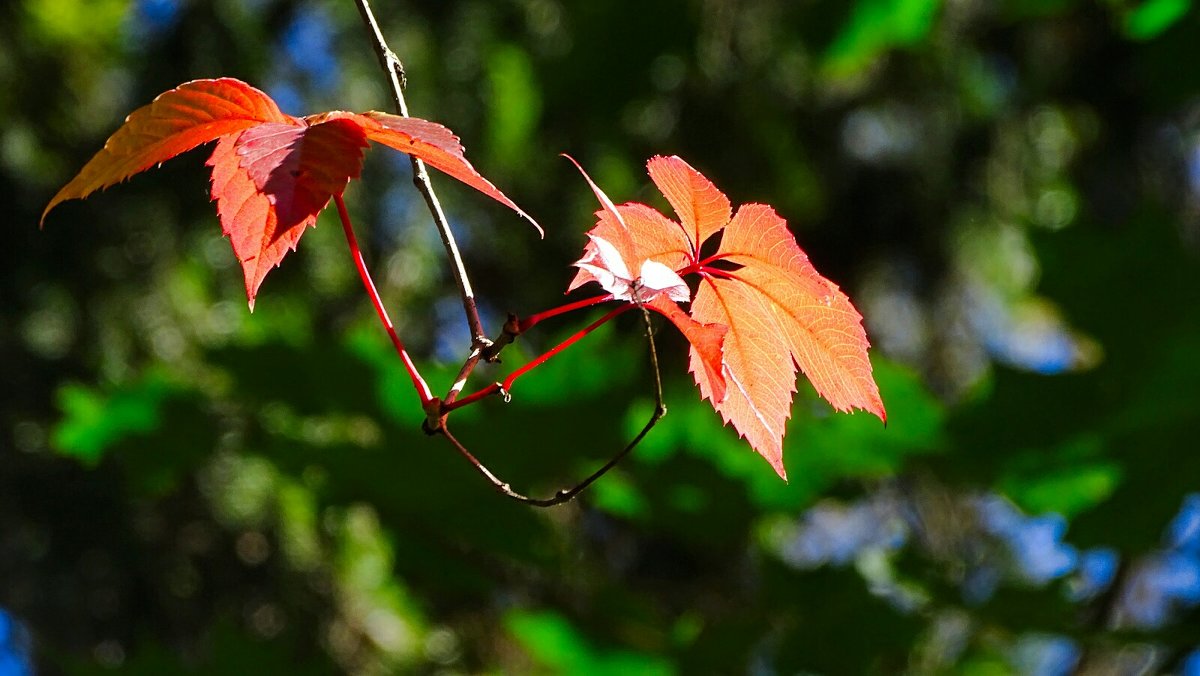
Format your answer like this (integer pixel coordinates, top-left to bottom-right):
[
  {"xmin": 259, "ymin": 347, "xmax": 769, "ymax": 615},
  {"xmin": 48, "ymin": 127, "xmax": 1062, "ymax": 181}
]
[{"xmin": 575, "ymin": 235, "xmax": 690, "ymax": 304}]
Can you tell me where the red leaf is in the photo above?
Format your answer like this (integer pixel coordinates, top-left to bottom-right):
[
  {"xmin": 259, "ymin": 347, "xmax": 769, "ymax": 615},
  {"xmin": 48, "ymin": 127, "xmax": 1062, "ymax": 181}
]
[
  {"xmin": 208, "ymin": 117, "xmax": 370, "ymax": 308},
  {"xmin": 353, "ymin": 112, "xmax": 541, "ymax": 235},
  {"xmin": 42, "ymin": 78, "xmax": 292, "ymax": 224},
  {"xmin": 45, "ymin": 78, "xmax": 538, "ymax": 308},
  {"xmin": 568, "ymin": 155, "xmax": 885, "ymax": 479}
]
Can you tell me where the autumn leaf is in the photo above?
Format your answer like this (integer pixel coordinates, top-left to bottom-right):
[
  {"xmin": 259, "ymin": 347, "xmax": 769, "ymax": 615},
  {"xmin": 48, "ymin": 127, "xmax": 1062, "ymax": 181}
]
[
  {"xmin": 42, "ymin": 78, "xmax": 291, "ymax": 217},
  {"xmin": 564, "ymin": 155, "xmax": 728, "ymax": 402},
  {"xmin": 43, "ymin": 78, "xmax": 538, "ymax": 308},
  {"xmin": 569, "ymin": 155, "xmax": 885, "ymax": 478},
  {"xmin": 206, "ymin": 117, "xmax": 368, "ymax": 308}
]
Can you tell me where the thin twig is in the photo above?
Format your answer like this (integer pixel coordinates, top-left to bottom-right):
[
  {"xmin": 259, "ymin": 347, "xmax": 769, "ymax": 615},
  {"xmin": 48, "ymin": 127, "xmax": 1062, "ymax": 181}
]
[
  {"xmin": 437, "ymin": 302, "xmax": 668, "ymax": 507},
  {"xmin": 443, "ymin": 346, "xmax": 484, "ymax": 407},
  {"xmin": 353, "ymin": 0, "xmax": 489, "ymax": 348},
  {"xmin": 474, "ymin": 294, "xmax": 612, "ymax": 369},
  {"xmin": 478, "ymin": 313, "xmax": 523, "ymax": 364}
]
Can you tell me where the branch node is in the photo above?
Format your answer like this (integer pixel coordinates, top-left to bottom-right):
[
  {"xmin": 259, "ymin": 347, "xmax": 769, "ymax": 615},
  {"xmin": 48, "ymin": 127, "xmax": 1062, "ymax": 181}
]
[
  {"xmin": 422, "ymin": 397, "xmax": 444, "ymax": 434},
  {"xmin": 473, "ymin": 335, "xmax": 495, "ymax": 353},
  {"xmin": 482, "ymin": 312, "xmax": 522, "ymax": 362},
  {"xmin": 386, "ymin": 50, "xmax": 407, "ymax": 89}
]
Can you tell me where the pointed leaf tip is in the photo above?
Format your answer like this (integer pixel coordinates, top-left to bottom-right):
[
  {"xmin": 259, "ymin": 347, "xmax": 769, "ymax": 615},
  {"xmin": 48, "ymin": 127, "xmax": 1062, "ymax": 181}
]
[
  {"xmin": 646, "ymin": 155, "xmax": 731, "ymax": 253},
  {"xmin": 356, "ymin": 112, "xmax": 542, "ymax": 236},
  {"xmin": 208, "ymin": 116, "xmax": 370, "ymax": 308},
  {"xmin": 562, "ymin": 153, "xmax": 628, "ymax": 232}
]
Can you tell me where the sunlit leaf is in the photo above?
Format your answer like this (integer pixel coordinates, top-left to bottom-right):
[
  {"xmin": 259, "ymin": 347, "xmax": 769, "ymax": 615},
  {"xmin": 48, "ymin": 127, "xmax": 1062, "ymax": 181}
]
[
  {"xmin": 1124, "ymin": 0, "xmax": 1191, "ymax": 40},
  {"xmin": 822, "ymin": 0, "xmax": 942, "ymax": 77},
  {"xmin": 44, "ymin": 78, "xmax": 539, "ymax": 308}
]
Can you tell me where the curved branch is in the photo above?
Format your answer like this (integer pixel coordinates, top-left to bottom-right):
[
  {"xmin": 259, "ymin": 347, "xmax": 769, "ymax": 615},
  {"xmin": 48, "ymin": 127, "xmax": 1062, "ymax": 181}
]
[{"xmin": 437, "ymin": 302, "xmax": 668, "ymax": 507}]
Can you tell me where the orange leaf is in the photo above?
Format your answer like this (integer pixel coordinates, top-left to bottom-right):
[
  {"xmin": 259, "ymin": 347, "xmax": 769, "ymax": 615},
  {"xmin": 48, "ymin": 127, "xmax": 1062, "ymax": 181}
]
[
  {"xmin": 716, "ymin": 204, "xmax": 886, "ymax": 422},
  {"xmin": 42, "ymin": 78, "xmax": 292, "ymax": 224},
  {"xmin": 44, "ymin": 78, "xmax": 538, "ymax": 309},
  {"xmin": 646, "ymin": 155, "xmax": 730, "ymax": 255},
  {"xmin": 647, "ymin": 296, "xmax": 727, "ymax": 404},
  {"xmin": 568, "ymin": 155, "xmax": 885, "ymax": 479},
  {"xmin": 209, "ymin": 117, "xmax": 370, "ymax": 308},
  {"xmin": 354, "ymin": 112, "xmax": 541, "ymax": 235},
  {"xmin": 690, "ymin": 274, "xmax": 797, "ymax": 478}
]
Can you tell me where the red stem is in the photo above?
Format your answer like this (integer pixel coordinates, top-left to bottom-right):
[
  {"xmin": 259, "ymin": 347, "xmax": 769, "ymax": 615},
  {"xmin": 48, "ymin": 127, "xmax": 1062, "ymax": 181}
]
[
  {"xmin": 335, "ymin": 193, "xmax": 434, "ymax": 406},
  {"xmin": 678, "ymin": 252, "xmax": 741, "ymax": 279},
  {"xmin": 518, "ymin": 293, "xmax": 612, "ymax": 332},
  {"xmin": 444, "ymin": 305, "xmax": 631, "ymax": 411}
]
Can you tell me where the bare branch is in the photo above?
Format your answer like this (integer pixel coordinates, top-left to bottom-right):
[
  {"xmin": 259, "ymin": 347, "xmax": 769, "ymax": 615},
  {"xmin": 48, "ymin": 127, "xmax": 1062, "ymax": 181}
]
[
  {"xmin": 437, "ymin": 303, "xmax": 668, "ymax": 507},
  {"xmin": 353, "ymin": 0, "xmax": 489, "ymax": 347}
]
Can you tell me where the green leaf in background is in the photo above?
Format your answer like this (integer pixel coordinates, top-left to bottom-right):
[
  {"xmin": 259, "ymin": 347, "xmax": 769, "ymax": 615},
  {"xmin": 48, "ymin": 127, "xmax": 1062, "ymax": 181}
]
[
  {"xmin": 13, "ymin": 0, "xmax": 1200, "ymax": 672},
  {"xmin": 487, "ymin": 43, "xmax": 542, "ymax": 171},
  {"xmin": 822, "ymin": 0, "xmax": 942, "ymax": 77},
  {"xmin": 999, "ymin": 435, "xmax": 1122, "ymax": 519},
  {"xmin": 1123, "ymin": 0, "xmax": 1192, "ymax": 40},
  {"xmin": 588, "ymin": 468, "xmax": 651, "ymax": 519},
  {"xmin": 343, "ymin": 322, "xmax": 443, "ymax": 428},
  {"xmin": 506, "ymin": 610, "xmax": 675, "ymax": 676},
  {"xmin": 52, "ymin": 370, "xmax": 180, "ymax": 465},
  {"xmin": 25, "ymin": 0, "xmax": 126, "ymax": 52}
]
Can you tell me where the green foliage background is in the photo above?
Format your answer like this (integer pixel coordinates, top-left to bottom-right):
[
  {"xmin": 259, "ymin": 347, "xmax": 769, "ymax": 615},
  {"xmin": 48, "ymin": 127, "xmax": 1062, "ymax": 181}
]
[{"xmin": 2, "ymin": 0, "xmax": 1199, "ymax": 673}]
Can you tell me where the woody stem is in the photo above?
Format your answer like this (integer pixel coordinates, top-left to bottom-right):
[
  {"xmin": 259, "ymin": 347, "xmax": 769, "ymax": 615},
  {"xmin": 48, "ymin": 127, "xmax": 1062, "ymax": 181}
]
[{"xmin": 353, "ymin": 0, "xmax": 488, "ymax": 348}]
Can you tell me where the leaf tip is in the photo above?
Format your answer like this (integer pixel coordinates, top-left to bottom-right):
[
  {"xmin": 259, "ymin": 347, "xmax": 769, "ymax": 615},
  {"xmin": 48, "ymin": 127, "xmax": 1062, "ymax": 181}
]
[
  {"xmin": 561, "ymin": 153, "xmax": 627, "ymax": 231},
  {"xmin": 770, "ymin": 455, "xmax": 788, "ymax": 482},
  {"xmin": 41, "ymin": 188, "xmax": 76, "ymax": 228},
  {"xmin": 861, "ymin": 385, "xmax": 888, "ymax": 425},
  {"xmin": 525, "ymin": 211, "xmax": 545, "ymax": 239}
]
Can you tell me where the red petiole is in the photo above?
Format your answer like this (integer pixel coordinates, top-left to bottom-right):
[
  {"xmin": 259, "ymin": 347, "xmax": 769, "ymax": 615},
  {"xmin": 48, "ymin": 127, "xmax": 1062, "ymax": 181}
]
[
  {"xmin": 336, "ymin": 192, "xmax": 641, "ymax": 418},
  {"xmin": 518, "ymin": 293, "xmax": 612, "ymax": 332},
  {"xmin": 444, "ymin": 304, "xmax": 631, "ymax": 412},
  {"xmin": 678, "ymin": 252, "xmax": 740, "ymax": 279},
  {"xmin": 334, "ymin": 193, "xmax": 434, "ymax": 407}
]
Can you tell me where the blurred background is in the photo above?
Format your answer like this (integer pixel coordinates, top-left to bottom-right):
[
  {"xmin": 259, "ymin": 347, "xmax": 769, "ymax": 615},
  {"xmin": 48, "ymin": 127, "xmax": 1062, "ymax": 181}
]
[{"xmin": 3, "ymin": 0, "xmax": 1200, "ymax": 673}]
